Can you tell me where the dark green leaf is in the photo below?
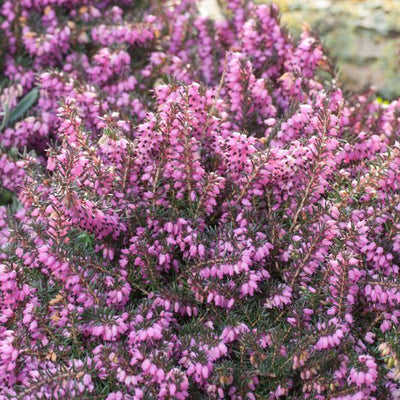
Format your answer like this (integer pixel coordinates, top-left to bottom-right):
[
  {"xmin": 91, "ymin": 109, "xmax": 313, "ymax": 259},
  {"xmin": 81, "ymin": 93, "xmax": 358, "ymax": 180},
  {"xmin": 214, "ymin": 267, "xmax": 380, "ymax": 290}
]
[
  {"xmin": 9, "ymin": 87, "xmax": 39, "ymax": 124},
  {"xmin": 0, "ymin": 186, "xmax": 13, "ymax": 206}
]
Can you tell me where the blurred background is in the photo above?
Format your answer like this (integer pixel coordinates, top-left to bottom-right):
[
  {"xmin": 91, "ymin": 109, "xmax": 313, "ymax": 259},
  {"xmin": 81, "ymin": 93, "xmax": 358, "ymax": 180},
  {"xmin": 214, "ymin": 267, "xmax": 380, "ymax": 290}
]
[{"xmin": 201, "ymin": 0, "xmax": 400, "ymax": 100}]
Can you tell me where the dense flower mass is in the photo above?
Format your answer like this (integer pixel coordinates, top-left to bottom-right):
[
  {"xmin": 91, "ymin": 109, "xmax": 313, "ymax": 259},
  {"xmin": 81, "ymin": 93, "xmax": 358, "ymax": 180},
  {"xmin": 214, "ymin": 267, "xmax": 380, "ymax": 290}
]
[{"xmin": 2, "ymin": 0, "xmax": 400, "ymax": 399}]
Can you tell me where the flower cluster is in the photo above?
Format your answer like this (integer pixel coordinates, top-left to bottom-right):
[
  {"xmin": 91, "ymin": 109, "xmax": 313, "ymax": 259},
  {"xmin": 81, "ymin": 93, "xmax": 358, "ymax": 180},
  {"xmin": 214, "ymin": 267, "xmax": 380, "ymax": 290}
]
[{"xmin": 2, "ymin": 0, "xmax": 400, "ymax": 399}]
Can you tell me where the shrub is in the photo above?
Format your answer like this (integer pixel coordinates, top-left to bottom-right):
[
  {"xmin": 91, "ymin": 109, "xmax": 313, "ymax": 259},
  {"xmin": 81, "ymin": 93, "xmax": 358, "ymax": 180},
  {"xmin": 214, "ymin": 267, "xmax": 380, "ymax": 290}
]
[{"xmin": 2, "ymin": 1, "xmax": 400, "ymax": 399}]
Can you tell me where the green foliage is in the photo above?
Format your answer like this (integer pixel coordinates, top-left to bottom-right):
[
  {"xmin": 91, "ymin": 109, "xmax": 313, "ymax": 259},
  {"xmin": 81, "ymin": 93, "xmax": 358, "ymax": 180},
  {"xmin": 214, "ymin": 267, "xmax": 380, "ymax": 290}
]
[
  {"xmin": 0, "ymin": 187, "xmax": 13, "ymax": 206},
  {"xmin": 1, "ymin": 87, "xmax": 39, "ymax": 131}
]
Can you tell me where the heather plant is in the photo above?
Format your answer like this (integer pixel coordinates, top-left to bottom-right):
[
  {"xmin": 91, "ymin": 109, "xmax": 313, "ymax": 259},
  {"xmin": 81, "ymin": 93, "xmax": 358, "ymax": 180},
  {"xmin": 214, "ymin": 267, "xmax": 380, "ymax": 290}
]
[
  {"xmin": 2, "ymin": 0, "xmax": 400, "ymax": 399},
  {"xmin": 0, "ymin": 0, "xmax": 325, "ymax": 198}
]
